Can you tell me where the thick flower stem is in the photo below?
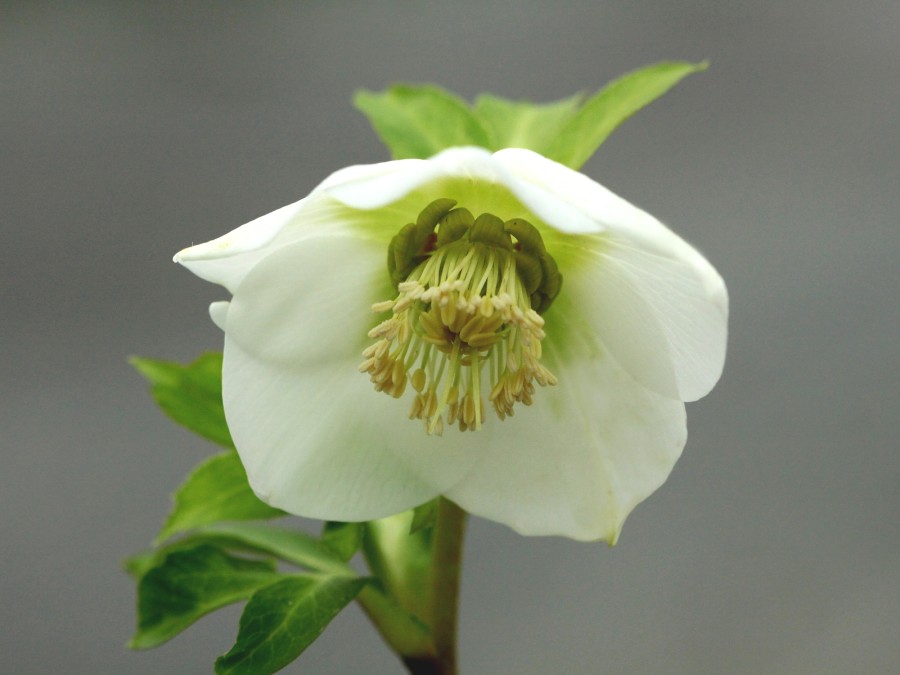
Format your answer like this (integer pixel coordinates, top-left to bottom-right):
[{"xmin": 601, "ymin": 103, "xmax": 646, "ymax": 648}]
[
  {"xmin": 361, "ymin": 501, "xmax": 469, "ymax": 674},
  {"xmin": 424, "ymin": 497, "xmax": 468, "ymax": 675}
]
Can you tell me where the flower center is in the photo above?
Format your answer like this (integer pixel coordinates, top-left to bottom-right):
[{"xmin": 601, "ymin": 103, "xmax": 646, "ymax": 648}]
[{"xmin": 359, "ymin": 199, "xmax": 561, "ymax": 435}]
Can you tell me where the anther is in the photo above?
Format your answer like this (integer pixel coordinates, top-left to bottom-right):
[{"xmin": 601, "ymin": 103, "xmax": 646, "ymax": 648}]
[{"xmin": 360, "ymin": 199, "xmax": 560, "ymax": 434}]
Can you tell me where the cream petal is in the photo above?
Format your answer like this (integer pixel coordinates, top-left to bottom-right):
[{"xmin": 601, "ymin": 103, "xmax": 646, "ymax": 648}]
[
  {"xmin": 556, "ymin": 236, "xmax": 727, "ymax": 402},
  {"xmin": 444, "ymin": 338, "xmax": 687, "ymax": 542}
]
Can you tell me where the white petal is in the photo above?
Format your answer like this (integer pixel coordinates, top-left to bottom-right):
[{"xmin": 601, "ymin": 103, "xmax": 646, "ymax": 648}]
[
  {"xmin": 317, "ymin": 157, "xmax": 440, "ymax": 210},
  {"xmin": 494, "ymin": 148, "xmax": 657, "ymax": 234},
  {"xmin": 222, "ymin": 334, "xmax": 487, "ymax": 520},
  {"xmin": 174, "ymin": 155, "xmax": 454, "ymax": 296},
  {"xmin": 220, "ymin": 225, "xmax": 684, "ymax": 535},
  {"xmin": 323, "ymin": 146, "xmax": 509, "ymax": 211},
  {"xmin": 557, "ymin": 236, "xmax": 728, "ymax": 402},
  {"xmin": 174, "ymin": 194, "xmax": 395, "ymax": 296},
  {"xmin": 224, "ymin": 234, "xmax": 390, "ymax": 366},
  {"xmin": 493, "ymin": 149, "xmax": 606, "ymax": 234},
  {"xmin": 175, "ymin": 147, "xmax": 726, "ymax": 537},
  {"xmin": 495, "ymin": 148, "xmax": 716, "ymax": 266},
  {"xmin": 219, "ymin": 232, "xmax": 486, "ymax": 519},
  {"xmin": 208, "ymin": 301, "xmax": 229, "ymax": 331},
  {"xmin": 174, "ymin": 199, "xmax": 307, "ymax": 292},
  {"xmin": 312, "ymin": 158, "xmax": 429, "ymax": 196},
  {"xmin": 173, "ymin": 147, "xmax": 640, "ymax": 296},
  {"xmin": 444, "ymin": 339, "xmax": 687, "ymax": 542}
]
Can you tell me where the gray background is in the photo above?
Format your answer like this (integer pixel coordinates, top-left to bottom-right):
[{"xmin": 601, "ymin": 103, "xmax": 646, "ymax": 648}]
[{"xmin": 2, "ymin": 1, "xmax": 897, "ymax": 673}]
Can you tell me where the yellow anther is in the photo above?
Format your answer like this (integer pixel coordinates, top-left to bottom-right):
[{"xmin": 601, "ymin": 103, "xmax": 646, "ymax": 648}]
[
  {"xmin": 411, "ymin": 368, "xmax": 427, "ymax": 393},
  {"xmin": 359, "ymin": 200, "xmax": 558, "ymax": 434}
]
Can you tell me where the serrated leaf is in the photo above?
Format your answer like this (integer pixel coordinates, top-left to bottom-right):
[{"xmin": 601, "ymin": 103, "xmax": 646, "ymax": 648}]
[
  {"xmin": 475, "ymin": 92, "xmax": 584, "ymax": 153},
  {"xmin": 409, "ymin": 498, "xmax": 438, "ymax": 534},
  {"xmin": 187, "ymin": 522, "xmax": 353, "ymax": 575},
  {"xmin": 543, "ymin": 60, "xmax": 708, "ymax": 169},
  {"xmin": 131, "ymin": 353, "xmax": 232, "ymax": 447},
  {"xmin": 215, "ymin": 575, "xmax": 366, "ymax": 675},
  {"xmin": 130, "ymin": 544, "xmax": 282, "ymax": 650},
  {"xmin": 321, "ymin": 521, "xmax": 363, "ymax": 562},
  {"xmin": 157, "ymin": 451, "xmax": 284, "ymax": 544},
  {"xmin": 355, "ymin": 84, "xmax": 494, "ymax": 159}
]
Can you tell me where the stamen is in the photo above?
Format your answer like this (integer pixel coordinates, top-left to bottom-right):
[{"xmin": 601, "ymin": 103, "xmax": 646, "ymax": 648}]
[{"xmin": 359, "ymin": 199, "xmax": 561, "ymax": 434}]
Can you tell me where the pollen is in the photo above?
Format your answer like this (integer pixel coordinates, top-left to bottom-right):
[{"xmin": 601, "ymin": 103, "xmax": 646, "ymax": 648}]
[{"xmin": 359, "ymin": 199, "xmax": 561, "ymax": 435}]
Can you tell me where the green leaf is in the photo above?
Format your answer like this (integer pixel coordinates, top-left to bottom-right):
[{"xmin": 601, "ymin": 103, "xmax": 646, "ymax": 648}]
[
  {"xmin": 355, "ymin": 84, "xmax": 494, "ymax": 159},
  {"xmin": 321, "ymin": 521, "xmax": 363, "ymax": 562},
  {"xmin": 543, "ymin": 60, "xmax": 708, "ymax": 169},
  {"xmin": 187, "ymin": 522, "xmax": 353, "ymax": 575},
  {"xmin": 125, "ymin": 537, "xmax": 218, "ymax": 581},
  {"xmin": 215, "ymin": 575, "xmax": 367, "ymax": 675},
  {"xmin": 124, "ymin": 549, "xmax": 159, "ymax": 580},
  {"xmin": 409, "ymin": 498, "xmax": 438, "ymax": 534},
  {"xmin": 127, "ymin": 527, "xmax": 347, "ymax": 600},
  {"xmin": 130, "ymin": 544, "xmax": 282, "ymax": 650},
  {"xmin": 126, "ymin": 537, "xmax": 223, "ymax": 582},
  {"xmin": 157, "ymin": 451, "xmax": 284, "ymax": 544},
  {"xmin": 131, "ymin": 353, "xmax": 233, "ymax": 447},
  {"xmin": 475, "ymin": 92, "xmax": 584, "ymax": 153}
]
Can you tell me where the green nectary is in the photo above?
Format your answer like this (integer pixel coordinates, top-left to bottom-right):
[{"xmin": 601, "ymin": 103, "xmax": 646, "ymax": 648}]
[{"xmin": 386, "ymin": 199, "xmax": 562, "ymax": 313}]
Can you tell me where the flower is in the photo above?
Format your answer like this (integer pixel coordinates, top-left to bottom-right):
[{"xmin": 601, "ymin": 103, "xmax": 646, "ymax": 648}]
[{"xmin": 175, "ymin": 147, "xmax": 727, "ymax": 542}]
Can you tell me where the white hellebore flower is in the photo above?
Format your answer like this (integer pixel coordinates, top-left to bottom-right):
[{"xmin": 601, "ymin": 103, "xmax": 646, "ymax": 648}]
[{"xmin": 175, "ymin": 147, "xmax": 727, "ymax": 542}]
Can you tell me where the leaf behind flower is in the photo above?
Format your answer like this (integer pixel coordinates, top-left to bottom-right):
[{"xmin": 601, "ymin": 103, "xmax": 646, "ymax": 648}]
[
  {"xmin": 157, "ymin": 451, "xmax": 284, "ymax": 544},
  {"xmin": 475, "ymin": 92, "xmax": 584, "ymax": 154},
  {"xmin": 131, "ymin": 352, "xmax": 233, "ymax": 447},
  {"xmin": 543, "ymin": 60, "xmax": 708, "ymax": 169},
  {"xmin": 355, "ymin": 84, "xmax": 494, "ymax": 159}
]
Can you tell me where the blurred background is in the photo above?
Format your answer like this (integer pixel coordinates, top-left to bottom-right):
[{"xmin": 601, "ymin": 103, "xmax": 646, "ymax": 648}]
[{"xmin": 2, "ymin": 1, "xmax": 897, "ymax": 673}]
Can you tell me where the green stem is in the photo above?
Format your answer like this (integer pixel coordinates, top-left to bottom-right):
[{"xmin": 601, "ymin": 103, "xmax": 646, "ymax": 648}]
[
  {"xmin": 355, "ymin": 585, "xmax": 434, "ymax": 662},
  {"xmin": 360, "ymin": 500, "xmax": 468, "ymax": 675},
  {"xmin": 425, "ymin": 497, "xmax": 468, "ymax": 675}
]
